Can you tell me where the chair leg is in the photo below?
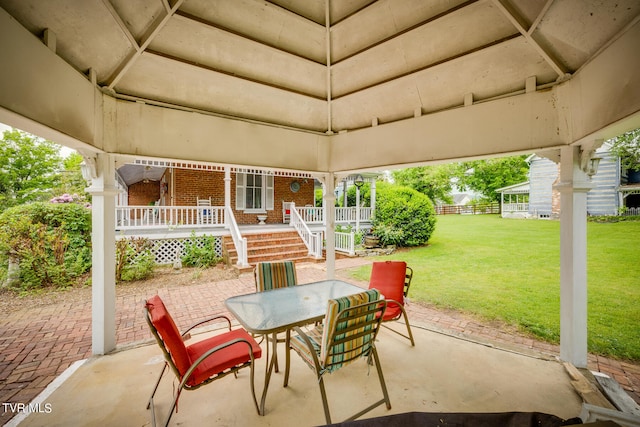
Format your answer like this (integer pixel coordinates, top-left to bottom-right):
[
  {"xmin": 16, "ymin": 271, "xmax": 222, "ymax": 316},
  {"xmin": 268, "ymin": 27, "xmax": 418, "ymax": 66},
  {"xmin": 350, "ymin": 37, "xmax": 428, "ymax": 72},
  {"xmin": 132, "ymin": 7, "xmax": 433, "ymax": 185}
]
[
  {"xmin": 400, "ymin": 306, "xmax": 415, "ymax": 346},
  {"xmin": 371, "ymin": 347, "xmax": 392, "ymax": 410},
  {"xmin": 147, "ymin": 362, "xmax": 168, "ymax": 410},
  {"xmin": 248, "ymin": 357, "xmax": 260, "ymax": 415},
  {"xmin": 318, "ymin": 375, "xmax": 332, "ymax": 425},
  {"xmin": 381, "ymin": 305, "xmax": 415, "ymax": 346}
]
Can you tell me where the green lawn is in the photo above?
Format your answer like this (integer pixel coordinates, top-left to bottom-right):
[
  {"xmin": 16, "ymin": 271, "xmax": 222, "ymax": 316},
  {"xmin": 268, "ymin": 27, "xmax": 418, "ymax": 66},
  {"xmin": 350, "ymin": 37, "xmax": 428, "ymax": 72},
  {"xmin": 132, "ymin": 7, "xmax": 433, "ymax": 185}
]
[{"xmin": 347, "ymin": 214, "xmax": 640, "ymax": 362}]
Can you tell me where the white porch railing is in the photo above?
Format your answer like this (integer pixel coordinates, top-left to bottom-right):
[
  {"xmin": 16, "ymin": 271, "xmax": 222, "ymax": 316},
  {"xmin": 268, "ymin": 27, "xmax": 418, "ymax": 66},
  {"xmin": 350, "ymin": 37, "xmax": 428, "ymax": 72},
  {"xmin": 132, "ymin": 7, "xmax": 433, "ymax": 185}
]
[
  {"xmin": 295, "ymin": 206, "xmax": 372, "ymax": 224},
  {"xmin": 295, "ymin": 206, "xmax": 324, "ymax": 223},
  {"xmin": 290, "ymin": 203, "xmax": 323, "ymax": 258},
  {"xmin": 503, "ymin": 203, "xmax": 529, "ymax": 212},
  {"xmin": 116, "ymin": 205, "xmax": 373, "ymax": 229},
  {"xmin": 225, "ymin": 206, "xmax": 248, "ymax": 267},
  {"xmin": 335, "ymin": 207, "xmax": 372, "ymax": 222},
  {"xmin": 335, "ymin": 232, "xmax": 355, "ymax": 255},
  {"xmin": 115, "ymin": 205, "xmax": 225, "ymax": 228}
]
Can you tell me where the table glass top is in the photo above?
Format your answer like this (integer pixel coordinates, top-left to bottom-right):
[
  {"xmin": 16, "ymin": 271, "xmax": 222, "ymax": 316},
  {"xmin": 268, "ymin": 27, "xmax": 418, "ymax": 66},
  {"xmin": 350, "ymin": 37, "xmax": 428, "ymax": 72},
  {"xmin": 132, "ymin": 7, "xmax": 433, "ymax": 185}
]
[{"xmin": 225, "ymin": 280, "xmax": 364, "ymax": 334}]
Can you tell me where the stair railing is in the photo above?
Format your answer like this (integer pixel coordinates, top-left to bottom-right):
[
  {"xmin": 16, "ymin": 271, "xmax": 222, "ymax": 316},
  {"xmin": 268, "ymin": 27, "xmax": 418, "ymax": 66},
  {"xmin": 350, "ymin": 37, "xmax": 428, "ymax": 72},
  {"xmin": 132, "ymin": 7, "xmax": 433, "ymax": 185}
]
[
  {"xmin": 289, "ymin": 202, "xmax": 323, "ymax": 259},
  {"xmin": 225, "ymin": 206, "xmax": 248, "ymax": 267}
]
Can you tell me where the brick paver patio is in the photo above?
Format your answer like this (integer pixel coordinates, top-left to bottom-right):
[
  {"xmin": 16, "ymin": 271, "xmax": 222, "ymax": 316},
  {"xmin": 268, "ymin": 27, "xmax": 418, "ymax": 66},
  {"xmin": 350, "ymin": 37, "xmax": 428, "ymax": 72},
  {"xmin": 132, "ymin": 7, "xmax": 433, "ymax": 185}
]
[{"xmin": 1, "ymin": 258, "xmax": 638, "ymax": 424}]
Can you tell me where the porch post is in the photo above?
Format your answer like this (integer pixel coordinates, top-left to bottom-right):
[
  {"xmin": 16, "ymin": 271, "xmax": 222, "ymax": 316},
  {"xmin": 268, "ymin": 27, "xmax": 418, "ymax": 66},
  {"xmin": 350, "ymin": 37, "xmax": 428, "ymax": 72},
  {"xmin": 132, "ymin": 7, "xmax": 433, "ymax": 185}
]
[
  {"xmin": 324, "ymin": 173, "xmax": 337, "ymax": 279},
  {"xmin": 370, "ymin": 179, "xmax": 376, "ymax": 223},
  {"xmin": 86, "ymin": 153, "xmax": 118, "ymax": 355},
  {"xmin": 355, "ymin": 185, "xmax": 360, "ymax": 232},
  {"xmin": 555, "ymin": 146, "xmax": 594, "ymax": 368},
  {"xmin": 224, "ymin": 167, "xmax": 231, "ymax": 212}
]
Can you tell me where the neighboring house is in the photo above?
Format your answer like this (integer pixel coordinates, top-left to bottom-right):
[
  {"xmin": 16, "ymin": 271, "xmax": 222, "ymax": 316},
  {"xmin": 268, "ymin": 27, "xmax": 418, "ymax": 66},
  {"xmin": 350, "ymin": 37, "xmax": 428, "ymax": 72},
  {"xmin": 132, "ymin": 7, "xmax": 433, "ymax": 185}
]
[
  {"xmin": 113, "ymin": 160, "xmax": 377, "ymax": 266},
  {"xmin": 452, "ymin": 193, "xmax": 473, "ymax": 206},
  {"xmin": 498, "ymin": 146, "xmax": 640, "ymax": 218}
]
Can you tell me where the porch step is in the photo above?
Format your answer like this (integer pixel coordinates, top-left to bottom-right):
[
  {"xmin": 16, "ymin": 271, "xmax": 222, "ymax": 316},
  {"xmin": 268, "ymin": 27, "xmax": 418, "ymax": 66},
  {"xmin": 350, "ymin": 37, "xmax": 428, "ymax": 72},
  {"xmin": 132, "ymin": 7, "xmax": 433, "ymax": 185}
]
[{"xmin": 223, "ymin": 230, "xmax": 323, "ymax": 270}]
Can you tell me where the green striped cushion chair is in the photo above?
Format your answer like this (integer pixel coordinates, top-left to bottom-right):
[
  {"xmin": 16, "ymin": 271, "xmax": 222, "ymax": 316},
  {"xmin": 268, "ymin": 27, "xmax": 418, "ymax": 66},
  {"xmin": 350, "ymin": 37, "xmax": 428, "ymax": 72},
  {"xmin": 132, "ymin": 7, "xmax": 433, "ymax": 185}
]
[
  {"xmin": 285, "ymin": 288, "xmax": 391, "ymax": 424},
  {"xmin": 289, "ymin": 289, "xmax": 381, "ymax": 373},
  {"xmin": 254, "ymin": 261, "xmax": 298, "ymax": 292}
]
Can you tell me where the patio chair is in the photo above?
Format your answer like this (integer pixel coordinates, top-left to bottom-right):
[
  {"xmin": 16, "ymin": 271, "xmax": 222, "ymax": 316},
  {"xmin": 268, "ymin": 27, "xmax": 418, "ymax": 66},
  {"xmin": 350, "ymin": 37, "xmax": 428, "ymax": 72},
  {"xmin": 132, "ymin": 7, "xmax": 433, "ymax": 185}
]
[
  {"xmin": 254, "ymin": 260, "xmax": 298, "ymax": 371},
  {"xmin": 283, "ymin": 289, "xmax": 391, "ymax": 424},
  {"xmin": 254, "ymin": 260, "xmax": 298, "ymax": 292},
  {"xmin": 144, "ymin": 295, "xmax": 262, "ymax": 427},
  {"xmin": 368, "ymin": 260, "xmax": 415, "ymax": 346},
  {"xmin": 282, "ymin": 200, "xmax": 293, "ymax": 223},
  {"xmin": 197, "ymin": 197, "xmax": 212, "ymax": 224}
]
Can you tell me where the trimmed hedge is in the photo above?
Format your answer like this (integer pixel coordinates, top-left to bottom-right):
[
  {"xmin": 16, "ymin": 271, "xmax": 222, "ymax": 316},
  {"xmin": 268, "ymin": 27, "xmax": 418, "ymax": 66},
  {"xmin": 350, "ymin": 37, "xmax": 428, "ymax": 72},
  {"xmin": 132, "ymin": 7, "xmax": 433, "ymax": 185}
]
[{"xmin": 372, "ymin": 182, "xmax": 436, "ymax": 247}]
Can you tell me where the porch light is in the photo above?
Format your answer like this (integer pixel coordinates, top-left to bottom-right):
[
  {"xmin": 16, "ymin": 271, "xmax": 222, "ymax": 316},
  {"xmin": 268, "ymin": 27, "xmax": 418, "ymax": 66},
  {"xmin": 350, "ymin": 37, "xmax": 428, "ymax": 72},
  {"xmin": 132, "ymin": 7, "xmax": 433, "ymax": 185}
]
[
  {"xmin": 354, "ymin": 174, "xmax": 364, "ymax": 188},
  {"xmin": 587, "ymin": 157, "xmax": 601, "ymax": 178}
]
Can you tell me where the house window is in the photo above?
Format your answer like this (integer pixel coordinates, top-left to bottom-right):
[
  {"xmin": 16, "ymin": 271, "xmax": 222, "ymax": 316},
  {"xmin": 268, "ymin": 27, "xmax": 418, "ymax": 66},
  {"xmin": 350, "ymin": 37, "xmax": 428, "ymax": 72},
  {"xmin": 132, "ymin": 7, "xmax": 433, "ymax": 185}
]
[
  {"xmin": 246, "ymin": 173, "xmax": 262, "ymax": 210},
  {"xmin": 236, "ymin": 172, "xmax": 274, "ymax": 212}
]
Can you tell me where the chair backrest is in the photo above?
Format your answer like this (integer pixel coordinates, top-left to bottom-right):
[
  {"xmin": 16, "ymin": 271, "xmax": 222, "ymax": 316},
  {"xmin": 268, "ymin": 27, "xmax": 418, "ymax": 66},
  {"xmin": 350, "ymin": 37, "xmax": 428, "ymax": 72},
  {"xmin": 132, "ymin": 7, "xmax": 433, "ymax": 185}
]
[
  {"xmin": 368, "ymin": 261, "xmax": 408, "ymax": 320},
  {"xmin": 254, "ymin": 261, "xmax": 298, "ymax": 292},
  {"xmin": 197, "ymin": 197, "xmax": 211, "ymax": 206},
  {"xmin": 320, "ymin": 289, "xmax": 384, "ymax": 373},
  {"xmin": 145, "ymin": 295, "xmax": 191, "ymax": 379}
]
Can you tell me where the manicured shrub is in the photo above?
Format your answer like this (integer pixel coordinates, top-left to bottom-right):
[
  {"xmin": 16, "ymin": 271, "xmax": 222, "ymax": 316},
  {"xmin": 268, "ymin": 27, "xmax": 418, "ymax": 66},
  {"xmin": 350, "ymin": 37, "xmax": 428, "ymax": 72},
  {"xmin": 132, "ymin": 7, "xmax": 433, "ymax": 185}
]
[{"xmin": 372, "ymin": 182, "xmax": 436, "ymax": 247}]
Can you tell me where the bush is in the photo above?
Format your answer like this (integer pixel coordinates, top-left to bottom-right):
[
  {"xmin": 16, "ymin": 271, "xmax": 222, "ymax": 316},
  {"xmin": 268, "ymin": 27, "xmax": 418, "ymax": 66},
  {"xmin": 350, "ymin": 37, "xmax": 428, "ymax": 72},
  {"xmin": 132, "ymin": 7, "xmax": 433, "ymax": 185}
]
[
  {"xmin": 181, "ymin": 233, "xmax": 220, "ymax": 268},
  {"xmin": 116, "ymin": 237, "xmax": 156, "ymax": 282},
  {"xmin": 0, "ymin": 202, "xmax": 92, "ymax": 289},
  {"xmin": 372, "ymin": 182, "xmax": 437, "ymax": 247}
]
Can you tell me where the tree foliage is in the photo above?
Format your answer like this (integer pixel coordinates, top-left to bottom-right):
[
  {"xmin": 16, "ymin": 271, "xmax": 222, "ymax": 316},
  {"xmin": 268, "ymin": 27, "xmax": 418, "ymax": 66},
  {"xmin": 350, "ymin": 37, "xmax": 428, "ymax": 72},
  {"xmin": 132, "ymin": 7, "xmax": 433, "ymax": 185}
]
[
  {"xmin": 0, "ymin": 129, "xmax": 63, "ymax": 212},
  {"xmin": 454, "ymin": 155, "xmax": 529, "ymax": 202},
  {"xmin": 54, "ymin": 152, "xmax": 90, "ymax": 200},
  {"xmin": 372, "ymin": 182, "xmax": 436, "ymax": 247},
  {"xmin": 608, "ymin": 128, "xmax": 640, "ymax": 171},
  {"xmin": 392, "ymin": 165, "xmax": 457, "ymax": 204}
]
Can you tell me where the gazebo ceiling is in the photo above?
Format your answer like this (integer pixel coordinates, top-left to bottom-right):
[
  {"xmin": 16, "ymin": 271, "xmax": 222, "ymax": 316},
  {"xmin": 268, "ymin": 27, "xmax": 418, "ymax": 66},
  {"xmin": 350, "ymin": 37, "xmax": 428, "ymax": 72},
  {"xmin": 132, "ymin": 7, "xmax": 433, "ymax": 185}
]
[{"xmin": 2, "ymin": 0, "xmax": 638, "ymax": 136}]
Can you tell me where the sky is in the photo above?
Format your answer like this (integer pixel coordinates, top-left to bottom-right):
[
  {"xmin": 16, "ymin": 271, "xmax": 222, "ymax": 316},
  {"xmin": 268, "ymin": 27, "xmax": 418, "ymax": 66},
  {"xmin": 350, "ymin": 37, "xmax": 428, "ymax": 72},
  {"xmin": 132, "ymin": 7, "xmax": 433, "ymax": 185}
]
[{"xmin": 1, "ymin": 121, "xmax": 75, "ymax": 157}]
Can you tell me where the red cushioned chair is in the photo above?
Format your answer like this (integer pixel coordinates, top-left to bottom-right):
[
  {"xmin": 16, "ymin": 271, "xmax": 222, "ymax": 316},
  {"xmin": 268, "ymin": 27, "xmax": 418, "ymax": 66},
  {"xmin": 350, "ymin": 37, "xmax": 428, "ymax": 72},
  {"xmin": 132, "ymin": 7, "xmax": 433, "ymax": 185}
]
[
  {"xmin": 368, "ymin": 261, "xmax": 415, "ymax": 346},
  {"xmin": 144, "ymin": 295, "xmax": 262, "ymax": 426}
]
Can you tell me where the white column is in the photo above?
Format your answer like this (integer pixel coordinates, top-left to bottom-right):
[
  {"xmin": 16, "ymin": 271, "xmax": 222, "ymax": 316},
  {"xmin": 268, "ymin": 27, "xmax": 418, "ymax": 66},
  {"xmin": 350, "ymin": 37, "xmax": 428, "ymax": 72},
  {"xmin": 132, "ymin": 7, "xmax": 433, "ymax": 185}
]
[
  {"xmin": 224, "ymin": 166, "xmax": 231, "ymax": 224},
  {"xmin": 86, "ymin": 153, "xmax": 118, "ymax": 355},
  {"xmin": 324, "ymin": 173, "xmax": 336, "ymax": 279},
  {"xmin": 555, "ymin": 146, "xmax": 594, "ymax": 368},
  {"xmin": 355, "ymin": 185, "xmax": 360, "ymax": 232}
]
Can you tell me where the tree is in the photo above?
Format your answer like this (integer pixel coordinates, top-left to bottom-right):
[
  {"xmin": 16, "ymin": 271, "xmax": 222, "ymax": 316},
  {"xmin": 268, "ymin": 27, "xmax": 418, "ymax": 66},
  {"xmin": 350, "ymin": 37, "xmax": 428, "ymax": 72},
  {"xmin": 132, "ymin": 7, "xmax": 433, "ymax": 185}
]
[
  {"xmin": 53, "ymin": 152, "xmax": 89, "ymax": 198},
  {"xmin": 609, "ymin": 128, "xmax": 640, "ymax": 171},
  {"xmin": 392, "ymin": 164, "xmax": 457, "ymax": 204},
  {"xmin": 0, "ymin": 129, "xmax": 63, "ymax": 211},
  {"xmin": 454, "ymin": 155, "xmax": 529, "ymax": 202}
]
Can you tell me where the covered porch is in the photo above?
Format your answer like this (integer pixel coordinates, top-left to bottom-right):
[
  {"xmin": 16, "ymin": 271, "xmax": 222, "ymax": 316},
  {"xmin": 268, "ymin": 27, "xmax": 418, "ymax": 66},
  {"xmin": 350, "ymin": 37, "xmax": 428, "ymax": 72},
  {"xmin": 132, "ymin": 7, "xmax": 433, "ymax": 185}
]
[{"xmin": 1, "ymin": 0, "xmax": 640, "ymax": 413}]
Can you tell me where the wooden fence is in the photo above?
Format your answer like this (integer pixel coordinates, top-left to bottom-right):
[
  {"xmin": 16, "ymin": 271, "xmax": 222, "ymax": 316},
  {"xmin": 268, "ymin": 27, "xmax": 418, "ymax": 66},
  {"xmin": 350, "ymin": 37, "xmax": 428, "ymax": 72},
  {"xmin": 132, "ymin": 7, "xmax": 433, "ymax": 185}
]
[{"xmin": 435, "ymin": 203, "xmax": 500, "ymax": 215}]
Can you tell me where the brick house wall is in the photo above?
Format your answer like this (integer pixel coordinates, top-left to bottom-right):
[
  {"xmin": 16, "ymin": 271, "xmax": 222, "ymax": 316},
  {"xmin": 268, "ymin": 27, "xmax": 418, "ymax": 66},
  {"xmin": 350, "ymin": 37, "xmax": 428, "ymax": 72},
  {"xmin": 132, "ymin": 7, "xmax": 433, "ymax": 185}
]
[{"xmin": 132, "ymin": 168, "xmax": 316, "ymax": 225}]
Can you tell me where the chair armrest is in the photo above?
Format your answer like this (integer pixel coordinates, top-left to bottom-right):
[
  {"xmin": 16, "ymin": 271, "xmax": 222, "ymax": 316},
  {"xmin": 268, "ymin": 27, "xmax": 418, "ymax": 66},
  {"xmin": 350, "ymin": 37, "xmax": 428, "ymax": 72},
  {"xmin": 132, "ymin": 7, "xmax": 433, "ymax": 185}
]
[
  {"xmin": 291, "ymin": 326, "xmax": 323, "ymax": 371},
  {"xmin": 179, "ymin": 337, "xmax": 258, "ymax": 390},
  {"xmin": 182, "ymin": 315, "xmax": 233, "ymax": 339}
]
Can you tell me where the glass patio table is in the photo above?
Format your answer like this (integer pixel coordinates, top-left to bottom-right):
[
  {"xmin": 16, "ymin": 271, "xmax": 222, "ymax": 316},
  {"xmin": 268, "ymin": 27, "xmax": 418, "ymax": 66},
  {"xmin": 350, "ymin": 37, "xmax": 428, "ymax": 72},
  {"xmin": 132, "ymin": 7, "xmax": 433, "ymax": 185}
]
[{"xmin": 225, "ymin": 279, "xmax": 364, "ymax": 415}]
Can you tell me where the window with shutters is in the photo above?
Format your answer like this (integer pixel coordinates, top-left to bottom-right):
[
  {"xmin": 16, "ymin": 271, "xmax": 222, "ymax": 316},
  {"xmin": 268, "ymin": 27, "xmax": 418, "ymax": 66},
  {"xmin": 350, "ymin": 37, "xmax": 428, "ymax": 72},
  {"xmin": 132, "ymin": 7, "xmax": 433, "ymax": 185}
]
[{"xmin": 236, "ymin": 172, "xmax": 273, "ymax": 212}]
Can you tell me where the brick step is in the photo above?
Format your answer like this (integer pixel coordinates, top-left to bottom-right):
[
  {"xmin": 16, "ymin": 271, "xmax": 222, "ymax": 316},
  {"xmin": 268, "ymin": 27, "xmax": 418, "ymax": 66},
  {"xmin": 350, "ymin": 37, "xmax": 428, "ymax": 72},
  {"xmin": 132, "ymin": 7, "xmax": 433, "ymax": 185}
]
[
  {"xmin": 245, "ymin": 238, "xmax": 303, "ymax": 249},
  {"xmin": 223, "ymin": 231, "xmax": 323, "ymax": 267},
  {"xmin": 227, "ymin": 245, "xmax": 309, "ymax": 259}
]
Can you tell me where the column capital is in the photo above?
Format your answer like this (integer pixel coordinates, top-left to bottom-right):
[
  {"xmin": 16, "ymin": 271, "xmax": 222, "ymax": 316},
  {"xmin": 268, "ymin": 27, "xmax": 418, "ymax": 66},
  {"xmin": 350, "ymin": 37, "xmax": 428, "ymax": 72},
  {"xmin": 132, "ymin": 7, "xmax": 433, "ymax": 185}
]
[
  {"xmin": 85, "ymin": 185, "xmax": 121, "ymax": 196},
  {"xmin": 553, "ymin": 180, "xmax": 595, "ymax": 193}
]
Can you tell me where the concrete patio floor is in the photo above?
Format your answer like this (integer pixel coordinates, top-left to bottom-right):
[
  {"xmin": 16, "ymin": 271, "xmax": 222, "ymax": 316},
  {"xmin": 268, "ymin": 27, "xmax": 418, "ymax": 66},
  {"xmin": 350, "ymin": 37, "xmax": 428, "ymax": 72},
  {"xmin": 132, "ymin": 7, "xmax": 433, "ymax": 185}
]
[
  {"xmin": 14, "ymin": 319, "xmax": 584, "ymax": 427},
  {"xmin": 2, "ymin": 258, "xmax": 639, "ymax": 426}
]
